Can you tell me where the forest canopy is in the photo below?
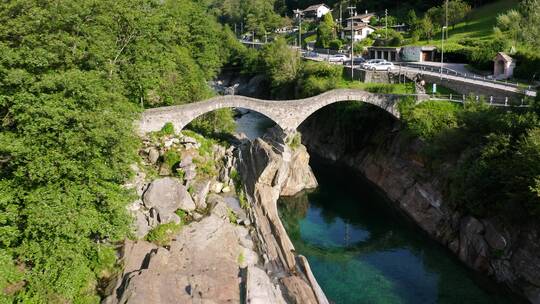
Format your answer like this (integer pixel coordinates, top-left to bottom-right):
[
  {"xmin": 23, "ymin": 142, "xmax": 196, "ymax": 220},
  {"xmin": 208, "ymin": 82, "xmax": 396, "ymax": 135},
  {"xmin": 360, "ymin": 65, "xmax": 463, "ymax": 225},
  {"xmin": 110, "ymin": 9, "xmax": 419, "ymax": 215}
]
[{"xmin": 0, "ymin": 0, "xmax": 243, "ymax": 302}]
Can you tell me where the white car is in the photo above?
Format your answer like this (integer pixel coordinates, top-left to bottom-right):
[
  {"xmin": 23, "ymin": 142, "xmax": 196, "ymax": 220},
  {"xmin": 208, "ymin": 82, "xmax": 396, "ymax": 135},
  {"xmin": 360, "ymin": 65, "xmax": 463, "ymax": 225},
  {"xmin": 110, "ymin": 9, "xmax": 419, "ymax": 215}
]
[
  {"xmin": 328, "ymin": 54, "xmax": 349, "ymax": 62},
  {"xmin": 370, "ymin": 61, "xmax": 395, "ymax": 71},
  {"xmin": 362, "ymin": 59, "xmax": 386, "ymax": 69}
]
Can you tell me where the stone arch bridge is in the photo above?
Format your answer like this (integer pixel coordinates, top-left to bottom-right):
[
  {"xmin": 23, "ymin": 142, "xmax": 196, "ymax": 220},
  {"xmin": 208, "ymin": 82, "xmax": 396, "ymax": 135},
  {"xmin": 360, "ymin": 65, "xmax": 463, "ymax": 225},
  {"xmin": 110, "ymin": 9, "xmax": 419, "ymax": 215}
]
[{"xmin": 138, "ymin": 89, "xmax": 405, "ymax": 133}]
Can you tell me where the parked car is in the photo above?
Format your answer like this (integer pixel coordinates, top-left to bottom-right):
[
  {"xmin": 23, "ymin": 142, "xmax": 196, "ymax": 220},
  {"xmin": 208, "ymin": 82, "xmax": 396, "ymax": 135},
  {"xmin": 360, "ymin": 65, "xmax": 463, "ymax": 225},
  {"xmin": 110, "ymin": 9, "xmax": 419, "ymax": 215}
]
[
  {"xmin": 370, "ymin": 61, "xmax": 395, "ymax": 71},
  {"xmin": 328, "ymin": 54, "xmax": 349, "ymax": 62},
  {"xmin": 344, "ymin": 57, "xmax": 366, "ymax": 66},
  {"xmin": 302, "ymin": 50, "xmax": 319, "ymax": 58},
  {"xmin": 361, "ymin": 59, "xmax": 386, "ymax": 69}
]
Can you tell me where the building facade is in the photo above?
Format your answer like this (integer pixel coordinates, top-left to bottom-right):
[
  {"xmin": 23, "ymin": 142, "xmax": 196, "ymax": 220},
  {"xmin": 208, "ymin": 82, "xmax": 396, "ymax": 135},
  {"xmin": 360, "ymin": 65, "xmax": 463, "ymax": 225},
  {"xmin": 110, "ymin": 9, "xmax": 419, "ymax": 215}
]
[{"xmin": 302, "ymin": 4, "xmax": 331, "ymax": 19}]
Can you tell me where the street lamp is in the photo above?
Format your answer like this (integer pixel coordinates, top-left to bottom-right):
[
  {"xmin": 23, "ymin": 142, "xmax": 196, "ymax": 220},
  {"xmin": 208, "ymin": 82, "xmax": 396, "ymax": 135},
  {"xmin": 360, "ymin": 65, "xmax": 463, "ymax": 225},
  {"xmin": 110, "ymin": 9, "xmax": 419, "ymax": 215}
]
[
  {"xmin": 294, "ymin": 9, "xmax": 304, "ymax": 52},
  {"xmin": 440, "ymin": 26, "xmax": 447, "ymax": 79}
]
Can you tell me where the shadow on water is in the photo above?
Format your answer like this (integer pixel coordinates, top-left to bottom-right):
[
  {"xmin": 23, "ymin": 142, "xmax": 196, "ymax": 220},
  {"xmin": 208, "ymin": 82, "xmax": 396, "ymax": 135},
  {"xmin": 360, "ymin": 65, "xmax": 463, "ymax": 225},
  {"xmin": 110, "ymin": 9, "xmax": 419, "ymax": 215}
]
[{"xmin": 278, "ymin": 156, "xmax": 519, "ymax": 304}]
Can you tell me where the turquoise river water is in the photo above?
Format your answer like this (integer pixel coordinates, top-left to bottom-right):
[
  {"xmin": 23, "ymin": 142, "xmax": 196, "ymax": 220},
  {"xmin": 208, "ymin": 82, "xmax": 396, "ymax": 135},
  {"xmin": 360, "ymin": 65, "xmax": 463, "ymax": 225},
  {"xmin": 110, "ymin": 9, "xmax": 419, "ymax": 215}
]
[{"xmin": 278, "ymin": 158, "xmax": 517, "ymax": 304}]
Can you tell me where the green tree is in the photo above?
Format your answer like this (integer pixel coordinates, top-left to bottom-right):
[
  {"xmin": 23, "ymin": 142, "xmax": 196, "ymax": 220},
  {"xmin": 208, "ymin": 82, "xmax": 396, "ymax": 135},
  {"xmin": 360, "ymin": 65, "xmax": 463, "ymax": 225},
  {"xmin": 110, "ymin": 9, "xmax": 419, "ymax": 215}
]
[
  {"xmin": 261, "ymin": 37, "xmax": 300, "ymax": 87},
  {"xmin": 418, "ymin": 16, "xmax": 435, "ymax": 42},
  {"xmin": 427, "ymin": 0, "xmax": 471, "ymax": 29},
  {"xmin": 315, "ymin": 13, "xmax": 336, "ymax": 49}
]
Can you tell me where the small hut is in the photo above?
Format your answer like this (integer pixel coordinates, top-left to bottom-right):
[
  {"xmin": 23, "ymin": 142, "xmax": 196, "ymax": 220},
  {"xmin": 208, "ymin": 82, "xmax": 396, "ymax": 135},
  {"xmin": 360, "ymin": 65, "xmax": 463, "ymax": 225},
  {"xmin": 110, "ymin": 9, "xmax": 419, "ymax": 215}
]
[{"xmin": 493, "ymin": 52, "xmax": 516, "ymax": 80}]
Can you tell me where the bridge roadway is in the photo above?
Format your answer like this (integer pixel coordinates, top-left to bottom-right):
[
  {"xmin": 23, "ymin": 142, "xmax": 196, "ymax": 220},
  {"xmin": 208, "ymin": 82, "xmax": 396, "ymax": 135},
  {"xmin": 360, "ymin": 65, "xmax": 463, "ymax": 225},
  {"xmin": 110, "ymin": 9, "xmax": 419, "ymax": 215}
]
[{"xmin": 138, "ymin": 89, "xmax": 402, "ymax": 133}]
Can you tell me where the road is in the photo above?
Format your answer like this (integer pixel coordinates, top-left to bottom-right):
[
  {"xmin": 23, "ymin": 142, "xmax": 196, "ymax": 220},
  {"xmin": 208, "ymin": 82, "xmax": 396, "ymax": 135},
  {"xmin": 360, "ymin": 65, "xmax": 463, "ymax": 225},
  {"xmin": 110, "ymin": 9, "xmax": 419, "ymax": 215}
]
[{"xmin": 302, "ymin": 51, "xmax": 536, "ymax": 98}]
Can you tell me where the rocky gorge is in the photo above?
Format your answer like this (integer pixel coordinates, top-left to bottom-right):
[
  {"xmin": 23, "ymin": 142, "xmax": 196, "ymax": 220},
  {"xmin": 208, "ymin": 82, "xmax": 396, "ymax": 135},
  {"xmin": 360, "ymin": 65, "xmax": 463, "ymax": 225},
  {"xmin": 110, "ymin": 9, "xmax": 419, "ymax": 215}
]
[
  {"xmin": 102, "ymin": 122, "xmax": 329, "ymax": 303},
  {"xmin": 299, "ymin": 103, "xmax": 540, "ymax": 304}
]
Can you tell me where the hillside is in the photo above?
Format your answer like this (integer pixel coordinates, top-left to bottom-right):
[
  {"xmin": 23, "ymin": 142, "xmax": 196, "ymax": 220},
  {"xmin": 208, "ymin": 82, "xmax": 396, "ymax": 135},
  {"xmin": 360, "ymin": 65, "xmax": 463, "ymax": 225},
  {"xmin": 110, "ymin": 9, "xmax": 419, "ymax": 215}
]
[{"xmin": 416, "ymin": 0, "xmax": 519, "ymax": 50}]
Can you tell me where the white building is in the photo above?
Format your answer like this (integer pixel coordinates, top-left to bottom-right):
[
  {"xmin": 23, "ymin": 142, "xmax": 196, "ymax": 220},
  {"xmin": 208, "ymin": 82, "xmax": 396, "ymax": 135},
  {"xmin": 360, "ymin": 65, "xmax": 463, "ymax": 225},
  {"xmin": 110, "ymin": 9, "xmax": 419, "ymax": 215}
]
[
  {"xmin": 302, "ymin": 4, "xmax": 331, "ymax": 19},
  {"xmin": 341, "ymin": 23, "xmax": 376, "ymax": 42},
  {"xmin": 346, "ymin": 12, "xmax": 375, "ymax": 27},
  {"xmin": 493, "ymin": 52, "xmax": 516, "ymax": 80}
]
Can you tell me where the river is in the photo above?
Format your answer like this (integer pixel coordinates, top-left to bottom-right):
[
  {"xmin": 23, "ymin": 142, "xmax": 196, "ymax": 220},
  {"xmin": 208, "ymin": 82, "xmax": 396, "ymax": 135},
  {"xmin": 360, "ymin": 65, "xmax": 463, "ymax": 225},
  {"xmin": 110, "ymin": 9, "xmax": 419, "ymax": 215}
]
[
  {"xmin": 278, "ymin": 158, "xmax": 516, "ymax": 304},
  {"xmin": 234, "ymin": 109, "xmax": 516, "ymax": 304}
]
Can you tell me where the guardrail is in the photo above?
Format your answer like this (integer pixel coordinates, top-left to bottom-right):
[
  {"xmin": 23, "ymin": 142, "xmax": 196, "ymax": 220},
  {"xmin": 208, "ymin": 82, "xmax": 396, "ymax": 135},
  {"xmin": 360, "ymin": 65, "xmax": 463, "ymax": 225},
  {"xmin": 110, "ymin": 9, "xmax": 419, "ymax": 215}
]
[
  {"xmin": 425, "ymin": 94, "xmax": 531, "ymax": 107},
  {"xmin": 393, "ymin": 62, "xmax": 534, "ymax": 91}
]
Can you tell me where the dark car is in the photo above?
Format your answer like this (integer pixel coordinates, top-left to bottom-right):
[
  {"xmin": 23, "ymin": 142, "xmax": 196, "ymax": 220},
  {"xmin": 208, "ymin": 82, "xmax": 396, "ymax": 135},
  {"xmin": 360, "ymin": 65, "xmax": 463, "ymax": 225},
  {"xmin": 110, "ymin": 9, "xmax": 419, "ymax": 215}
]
[{"xmin": 344, "ymin": 57, "xmax": 366, "ymax": 66}]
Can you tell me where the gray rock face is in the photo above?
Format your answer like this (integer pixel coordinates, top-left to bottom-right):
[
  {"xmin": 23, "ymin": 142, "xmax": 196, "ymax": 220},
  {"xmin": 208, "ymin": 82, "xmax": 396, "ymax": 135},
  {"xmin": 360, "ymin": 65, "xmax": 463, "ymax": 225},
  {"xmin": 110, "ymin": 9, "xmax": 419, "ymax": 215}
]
[
  {"xmin": 191, "ymin": 179, "xmax": 211, "ymax": 209},
  {"xmin": 143, "ymin": 177, "xmax": 195, "ymax": 214},
  {"xmin": 246, "ymin": 266, "xmax": 286, "ymax": 304},
  {"xmin": 459, "ymin": 217, "xmax": 489, "ymax": 271},
  {"xmin": 107, "ymin": 213, "xmax": 280, "ymax": 304},
  {"xmin": 148, "ymin": 147, "xmax": 160, "ymax": 165},
  {"xmin": 237, "ymin": 129, "xmax": 328, "ymax": 304},
  {"xmin": 484, "ymin": 220, "xmax": 507, "ymax": 251}
]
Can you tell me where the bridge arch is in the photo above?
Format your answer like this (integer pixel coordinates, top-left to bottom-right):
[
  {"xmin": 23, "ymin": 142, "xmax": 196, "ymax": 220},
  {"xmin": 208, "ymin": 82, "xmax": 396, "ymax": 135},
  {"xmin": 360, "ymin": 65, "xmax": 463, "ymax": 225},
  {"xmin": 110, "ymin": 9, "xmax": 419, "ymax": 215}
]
[{"xmin": 138, "ymin": 89, "xmax": 402, "ymax": 134}]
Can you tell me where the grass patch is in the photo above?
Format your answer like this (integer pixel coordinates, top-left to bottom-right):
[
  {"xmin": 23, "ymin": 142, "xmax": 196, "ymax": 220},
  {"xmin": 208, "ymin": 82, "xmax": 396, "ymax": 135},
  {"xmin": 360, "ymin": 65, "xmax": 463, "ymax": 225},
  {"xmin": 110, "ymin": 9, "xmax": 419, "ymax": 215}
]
[
  {"xmin": 237, "ymin": 251, "xmax": 245, "ymax": 265},
  {"xmin": 145, "ymin": 222, "xmax": 182, "ymax": 246},
  {"xmin": 287, "ymin": 132, "xmax": 302, "ymax": 149},
  {"xmin": 162, "ymin": 150, "xmax": 181, "ymax": 171},
  {"xmin": 227, "ymin": 208, "xmax": 238, "ymax": 224},
  {"xmin": 336, "ymin": 78, "xmax": 416, "ymax": 94},
  {"xmin": 426, "ymin": 83, "xmax": 460, "ymax": 96},
  {"xmin": 175, "ymin": 209, "xmax": 188, "ymax": 222},
  {"xmin": 414, "ymin": 0, "xmax": 520, "ymax": 49}
]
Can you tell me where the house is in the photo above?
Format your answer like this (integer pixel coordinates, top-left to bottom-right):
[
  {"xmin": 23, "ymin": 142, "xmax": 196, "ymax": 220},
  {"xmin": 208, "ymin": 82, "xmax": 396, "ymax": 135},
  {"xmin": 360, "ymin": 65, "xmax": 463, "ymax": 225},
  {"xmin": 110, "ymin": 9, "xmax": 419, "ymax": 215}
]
[
  {"xmin": 346, "ymin": 11, "xmax": 375, "ymax": 27},
  {"xmin": 301, "ymin": 4, "xmax": 331, "ymax": 19},
  {"xmin": 341, "ymin": 23, "xmax": 376, "ymax": 42},
  {"xmin": 493, "ymin": 52, "xmax": 515, "ymax": 80}
]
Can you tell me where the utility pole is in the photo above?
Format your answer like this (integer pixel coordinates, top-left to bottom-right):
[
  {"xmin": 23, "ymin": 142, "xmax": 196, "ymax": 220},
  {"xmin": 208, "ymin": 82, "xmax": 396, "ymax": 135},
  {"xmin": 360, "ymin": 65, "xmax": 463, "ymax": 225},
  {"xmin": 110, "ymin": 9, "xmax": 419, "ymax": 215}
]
[
  {"xmin": 348, "ymin": 5, "xmax": 356, "ymax": 79},
  {"xmin": 440, "ymin": 0, "xmax": 448, "ymax": 79}
]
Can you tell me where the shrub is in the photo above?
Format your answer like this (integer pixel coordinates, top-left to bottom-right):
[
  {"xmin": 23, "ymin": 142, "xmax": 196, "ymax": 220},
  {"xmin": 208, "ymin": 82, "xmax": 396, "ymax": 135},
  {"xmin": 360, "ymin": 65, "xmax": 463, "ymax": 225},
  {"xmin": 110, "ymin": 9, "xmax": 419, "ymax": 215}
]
[
  {"xmin": 145, "ymin": 222, "xmax": 182, "ymax": 246},
  {"xmin": 160, "ymin": 122, "xmax": 175, "ymax": 136},
  {"xmin": 227, "ymin": 208, "xmax": 238, "ymax": 224},
  {"xmin": 288, "ymin": 132, "xmax": 302, "ymax": 149},
  {"xmin": 163, "ymin": 150, "xmax": 181, "ymax": 171},
  {"xmin": 401, "ymin": 101, "xmax": 461, "ymax": 140},
  {"xmin": 329, "ymin": 39, "xmax": 343, "ymax": 50},
  {"xmin": 513, "ymin": 51, "xmax": 540, "ymax": 81}
]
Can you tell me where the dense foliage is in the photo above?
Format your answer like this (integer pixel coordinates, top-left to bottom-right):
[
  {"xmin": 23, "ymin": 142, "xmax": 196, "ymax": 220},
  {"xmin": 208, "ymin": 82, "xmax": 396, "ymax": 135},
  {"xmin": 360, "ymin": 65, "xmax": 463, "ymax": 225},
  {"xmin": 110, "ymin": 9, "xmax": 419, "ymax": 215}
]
[
  {"xmin": 400, "ymin": 98, "xmax": 540, "ymax": 219},
  {"xmin": 206, "ymin": 0, "xmax": 285, "ymax": 37},
  {"xmin": 0, "ymin": 0, "xmax": 241, "ymax": 302}
]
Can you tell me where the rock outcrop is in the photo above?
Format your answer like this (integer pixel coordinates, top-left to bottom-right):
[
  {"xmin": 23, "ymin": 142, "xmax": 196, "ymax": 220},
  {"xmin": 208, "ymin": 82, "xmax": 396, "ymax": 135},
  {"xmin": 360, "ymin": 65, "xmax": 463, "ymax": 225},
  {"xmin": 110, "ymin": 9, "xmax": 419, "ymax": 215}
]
[
  {"xmin": 300, "ymin": 105, "xmax": 540, "ymax": 303},
  {"xmin": 106, "ymin": 214, "xmax": 258, "ymax": 304},
  {"xmin": 237, "ymin": 127, "xmax": 327, "ymax": 304},
  {"xmin": 115, "ymin": 129, "xmax": 317, "ymax": 304}
]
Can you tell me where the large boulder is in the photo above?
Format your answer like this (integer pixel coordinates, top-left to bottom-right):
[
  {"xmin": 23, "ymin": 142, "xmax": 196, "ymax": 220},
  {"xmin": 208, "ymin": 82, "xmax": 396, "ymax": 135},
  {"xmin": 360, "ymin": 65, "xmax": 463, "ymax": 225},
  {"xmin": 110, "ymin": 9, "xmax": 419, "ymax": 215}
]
[
  {"xmin": 143, "ymin": 178, "xmax": 195, "ymax": 215},
  {"xmin": 190, "ymin": 179, "xmax": 211, "ymax": 210}
]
